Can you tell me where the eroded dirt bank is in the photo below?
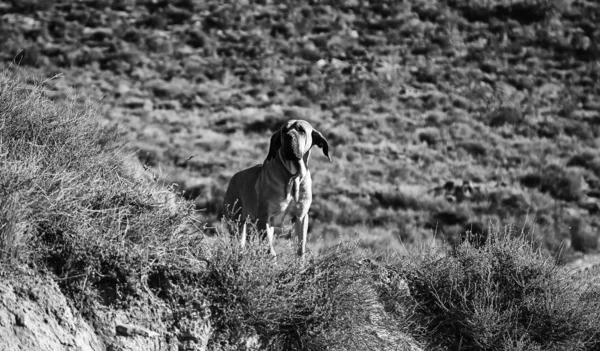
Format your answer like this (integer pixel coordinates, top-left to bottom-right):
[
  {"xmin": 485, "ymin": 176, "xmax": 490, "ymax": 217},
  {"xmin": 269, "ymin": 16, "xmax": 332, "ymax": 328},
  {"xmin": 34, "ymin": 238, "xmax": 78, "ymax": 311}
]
[{"xmin": 0, "ymin": 268, "xmax": 214, "ymax": 351}]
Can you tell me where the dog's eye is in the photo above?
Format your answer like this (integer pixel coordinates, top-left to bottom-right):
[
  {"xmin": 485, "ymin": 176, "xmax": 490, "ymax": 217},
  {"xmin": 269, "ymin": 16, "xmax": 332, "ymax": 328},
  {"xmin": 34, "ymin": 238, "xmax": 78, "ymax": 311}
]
[{"xmin": 297, "ymin": 126, "xmax": 305, "ymax": 133}]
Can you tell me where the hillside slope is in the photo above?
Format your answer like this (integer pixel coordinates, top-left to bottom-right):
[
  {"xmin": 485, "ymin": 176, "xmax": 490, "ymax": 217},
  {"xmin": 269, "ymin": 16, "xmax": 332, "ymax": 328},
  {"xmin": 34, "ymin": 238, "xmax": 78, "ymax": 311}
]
[
  {"xmin": 2, "ymin": 60, "xmax": 600, "ymax": 350},
  {"xmin": 2, "ymin": 0, "xmax": 600, "ymax": 256},
  {"xmin": 0, "ymin": 67, "xmax": 421, "ymax": 350}
]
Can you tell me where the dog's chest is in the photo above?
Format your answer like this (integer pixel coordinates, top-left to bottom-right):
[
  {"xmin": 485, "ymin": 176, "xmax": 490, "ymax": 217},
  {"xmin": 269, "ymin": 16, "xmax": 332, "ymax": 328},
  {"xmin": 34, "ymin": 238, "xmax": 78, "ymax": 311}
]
[{"xmin": 268, "ymin": 177, "xmax": 311, "ymax": 223}]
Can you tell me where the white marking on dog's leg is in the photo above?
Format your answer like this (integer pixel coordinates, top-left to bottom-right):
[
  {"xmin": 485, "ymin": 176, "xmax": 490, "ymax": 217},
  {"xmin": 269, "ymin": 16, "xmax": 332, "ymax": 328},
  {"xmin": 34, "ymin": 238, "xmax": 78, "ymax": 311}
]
[
  {"xmin": 266, "ymin": 223, "xmax": 277, "ymax": 257},
  {"xmin": 240, "ymin": 221, "xmax": 247, "ymax": 249},
  {"xmin": 292, "ymin": 177, "xmax": 300, "ymax": 202},
  {"xmin": 295, "ymin": 215, "xmax": 308, "ymax": 259}
]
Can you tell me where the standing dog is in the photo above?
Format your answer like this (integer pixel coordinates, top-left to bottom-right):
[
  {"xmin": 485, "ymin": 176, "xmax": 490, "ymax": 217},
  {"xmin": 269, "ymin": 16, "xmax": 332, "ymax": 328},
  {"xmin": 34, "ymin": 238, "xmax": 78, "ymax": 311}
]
[{"xmin": 223, "ymin": 120, "xmax": 331, "ymax": 258}]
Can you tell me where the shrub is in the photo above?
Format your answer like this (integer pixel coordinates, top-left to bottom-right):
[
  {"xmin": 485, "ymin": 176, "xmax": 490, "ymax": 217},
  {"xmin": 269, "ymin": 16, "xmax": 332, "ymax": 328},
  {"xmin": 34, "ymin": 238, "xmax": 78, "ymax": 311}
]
[
  {"xmin": 539, "ymin": 164, "xmax": 582, "ymax": 202},
  {"xmin": 448, "ymin": 0, "xmax": 568, "ymax": 24},
  {"xmin": 402, "ymin": 225, "xmax": 600, "ymax": 350},
  {"xmin": 457, "ymin": 140, "xmax": 487, "ymax": 158},
  {"xmin": 564, "ymin": 121, "xmax": 594, "ymax": 142},
  {"xmin": 0, "ymin": 195, "xmax": 27, "ymax": 263},
  {"xmin": 417, "ymin": 127, "xmax": 441, "ymax": 148},
  {"xmin": 10, "ymin": 0, "xmax": 55, "ymax": 12},
  {"xmin": 520, "ymin": 173, "xmax": 542, "ymax": 189},
  {"xmin": 0, "ymin": 70, "xmax": 420, "ymax": 350},
  {"xmin": 0, "ymin": 69, "xmax": 196, "ymax": 307},
  {"xmin": 521, "ymin": 165, "xmax": 583, "ymax": 202},
  {"xmin": 488, "ymin": 105, "xmax": 523, "ymax": 127},
  {"xmin": 567, "ymin": 152, "xmax": 600, "ymax": 177},
  {"xmin": 568, "ymin": 217, "xmax": 599, "ymax": 253},
  {"xmin": 197, "ymin": 232, "xmax": 413, "ymax": 350}
]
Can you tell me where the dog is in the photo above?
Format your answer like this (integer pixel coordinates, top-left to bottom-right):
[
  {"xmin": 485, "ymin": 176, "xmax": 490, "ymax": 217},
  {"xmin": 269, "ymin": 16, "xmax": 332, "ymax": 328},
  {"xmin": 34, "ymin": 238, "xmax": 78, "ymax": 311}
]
[{"xmin": 223, "ymin": 119, "xmax": 331, "ymax": 258}]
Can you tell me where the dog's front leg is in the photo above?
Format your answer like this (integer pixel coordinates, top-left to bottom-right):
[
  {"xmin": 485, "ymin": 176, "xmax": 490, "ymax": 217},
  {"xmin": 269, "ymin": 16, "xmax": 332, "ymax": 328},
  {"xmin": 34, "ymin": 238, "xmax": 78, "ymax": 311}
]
[
  {"xmin": 265, "ymin": 222, "xmax": 277, "ymax": 257},
  {"xmin": 240, "ymin": 221, "xmax": 247, "ymax": 249},
  {"xmin": 295, "ymin": 215, "xmax": 308, "ymax": 258}
]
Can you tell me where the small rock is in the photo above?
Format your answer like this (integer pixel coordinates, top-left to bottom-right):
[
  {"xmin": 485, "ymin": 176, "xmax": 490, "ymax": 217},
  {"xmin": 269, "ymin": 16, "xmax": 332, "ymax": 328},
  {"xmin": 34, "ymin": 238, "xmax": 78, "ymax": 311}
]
[
  {"xmin": 193, "ymin": 95, "xmax": 209, "ymax": 107},
  {"xmin": 15, "ymin": 311, "xmax": 27, "ymax": 327},
  {"xmin": 184, "ymin": 55, "xmax": 207, "ymax": 76},
  {"xmin": 83, "ymin": 27, "xmax": 113, "ymax": 41},
  {"xmin": 147, "ymin": 30, "xmax": 174, "ymax": 53},
  {"xmin": 116, "ymin": 323, "xmax": 159, "ymax": 338},
  {"xmin": 330, "ymin": 58, "xmax": 347, "ymax": 69},
  {"xmin": 117, "ymin": 82, "xmax": 131, "ymax": 97},
  {"xmin": 18, "ymin": 16, "xmax": 41, "ymax": 32},
  {"xmin": 97, "ymin": 79, "xmax": 114, "ymax": 92},
  {"xmin": 176, "ymin": 44, "xmax": 194, "ymax": 56},
  {"xmin": 315, "ymin": 59, "xmax": 327, "ymax": 69}
]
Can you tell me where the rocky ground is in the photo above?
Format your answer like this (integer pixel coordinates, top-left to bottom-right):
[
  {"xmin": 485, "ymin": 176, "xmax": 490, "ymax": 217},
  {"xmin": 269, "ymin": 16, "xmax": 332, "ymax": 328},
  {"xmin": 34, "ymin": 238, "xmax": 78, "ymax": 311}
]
[
  {"xmin": 0, "ymin": 267, "xmax": 103, "ymax": 351},
  {"xmin": 0, "ymin": 264, "xmax": 217, "ymax": 351},
  {"xmin": 2, "ymin": 0, "xmax": 600, "ymax": 256}
]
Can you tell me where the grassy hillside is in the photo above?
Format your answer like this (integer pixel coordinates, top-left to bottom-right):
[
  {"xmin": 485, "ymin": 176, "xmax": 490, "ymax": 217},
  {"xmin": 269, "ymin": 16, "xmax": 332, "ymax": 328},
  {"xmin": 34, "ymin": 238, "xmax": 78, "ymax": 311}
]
[
  {"xmin": 0, "ymin": 68, "xmax": 402, "ymax": 349},
  {"xmin": 1, "ymin": 67, "xmax": 600, "ymax": 349},
  {"xmin": 2, "ymin": 0, "xmax": 600, "ymax": 260}
]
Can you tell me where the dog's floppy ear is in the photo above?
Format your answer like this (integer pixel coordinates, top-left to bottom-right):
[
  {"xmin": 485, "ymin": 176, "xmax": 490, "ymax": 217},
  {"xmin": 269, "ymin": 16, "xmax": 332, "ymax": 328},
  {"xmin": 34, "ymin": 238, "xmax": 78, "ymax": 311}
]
[
  {"xmin": 265, "ymin": 128, "xmax": 282, "ymax": 161},
  {"xmin": 311, "ymin": 129, "xmax": 331, "ymax": 161}
]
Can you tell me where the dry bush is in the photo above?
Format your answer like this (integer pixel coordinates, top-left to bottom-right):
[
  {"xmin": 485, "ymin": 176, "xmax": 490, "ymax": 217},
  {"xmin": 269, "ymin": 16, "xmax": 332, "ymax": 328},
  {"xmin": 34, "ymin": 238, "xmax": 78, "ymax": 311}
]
[
  {"xmin": 448, "ymin": 0, "xmax": 568, "ymax": 23},
  {"xmin": 401, "ymin": 224, "xmax": 600, "ymax": 350},
  {"xmin": 0, "ymin": 69, "xmax": 197, "ymax": 308},
  {"xmin": 538, "ymin": 165, "xmax": 583, "ymax": 202},
  {"xmin": 0, "ymin": 70, "xmax": 422, "ymax": 351},
  {"xmin": 520, "ymin": 165, "xmax": 583, "ymax": 202},
  {"xmin": 567, "ymin": 151, "xmax": 600, "ymax": 177},
  {"xmin": 568, "ymin": 217, "xmax": 599, "ymax": 253},
  {"xmin": 193, "ymin": 229, "xmax": 416, "ymax": 350},
  {"xmin": 9, "ymin": 0, "xmax": 55, "ymax": 12},
  {"xmin": 0, "ymin": 194, "xmax": 28, "ymax": 263}
]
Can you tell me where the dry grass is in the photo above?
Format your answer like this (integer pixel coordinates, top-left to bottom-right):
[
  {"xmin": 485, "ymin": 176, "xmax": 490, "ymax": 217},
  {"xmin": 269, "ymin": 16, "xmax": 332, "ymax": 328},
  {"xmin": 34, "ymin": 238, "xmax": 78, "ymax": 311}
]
[
  {"xmin": 197, "ymin": 229, "xmax": 415, "ymax": 350},
  {"xmin": 0, "ymin": 69, "xmax": 419, "ymax": 350},
  {"xmin": 4, "ymin": 0, "xmax": 598, "ymax": 260},
  {"xmin": 3, "ymin": 69, "xmax": 600, "ymax": 350},
  {"xmin": 3, "ymin": 0, "xmax": 600, "ymax": 347},
  {"xmin": 0, "ymin": 68, "xmax": 199, "ymax": 307},
  {"xmin": 401, "ymin": 224, "xmax": 600, "ymax": 351}
]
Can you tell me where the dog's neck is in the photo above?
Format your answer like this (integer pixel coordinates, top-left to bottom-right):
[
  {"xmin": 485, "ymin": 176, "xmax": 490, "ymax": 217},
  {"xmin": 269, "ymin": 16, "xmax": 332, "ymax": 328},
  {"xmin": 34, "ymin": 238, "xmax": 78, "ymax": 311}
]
[
  {"xmin": 277, "ymin": 150, "xmax": 306, "ymax": 202},
  {"xmin": 278, "ymin": 150, "xmax": 307, "ymax": 179}
]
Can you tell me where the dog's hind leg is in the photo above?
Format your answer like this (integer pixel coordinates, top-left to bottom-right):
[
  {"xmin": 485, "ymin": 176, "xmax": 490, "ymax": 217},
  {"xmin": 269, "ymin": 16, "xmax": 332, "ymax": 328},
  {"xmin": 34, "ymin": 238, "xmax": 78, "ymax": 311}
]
[{"xmin": 257, "ymin": 213, "xmax": 277, "ymax": 257}]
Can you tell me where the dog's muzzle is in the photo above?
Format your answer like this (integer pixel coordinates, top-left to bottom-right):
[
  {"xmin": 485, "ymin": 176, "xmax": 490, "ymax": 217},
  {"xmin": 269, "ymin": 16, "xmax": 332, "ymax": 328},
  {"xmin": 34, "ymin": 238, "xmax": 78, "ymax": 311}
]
[{"xmin": 282, "ymin": 132, "xmax": 302, "ymax": 160}]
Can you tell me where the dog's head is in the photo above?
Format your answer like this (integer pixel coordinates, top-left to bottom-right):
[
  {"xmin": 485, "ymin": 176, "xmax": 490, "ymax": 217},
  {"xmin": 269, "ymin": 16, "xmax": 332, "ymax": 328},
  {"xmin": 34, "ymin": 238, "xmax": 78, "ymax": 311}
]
[{"xmin": 265, "ymin": 120, "xmax": 331, "ymax": 175}]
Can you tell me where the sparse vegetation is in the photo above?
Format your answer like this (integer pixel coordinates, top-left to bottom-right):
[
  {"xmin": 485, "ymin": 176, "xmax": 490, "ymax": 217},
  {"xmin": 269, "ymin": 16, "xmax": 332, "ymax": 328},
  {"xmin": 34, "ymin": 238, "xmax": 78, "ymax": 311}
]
[
  {"xmin": 403, "ymin": 225, "xmax": 600, "ymax": 350},
  {"xmin": 196, "ymin": 234, "xmax": 414, "ymax": 350},
  {"xmin": 538, "ymin": 165, "xmax": 583, "ymax": 202},
  {"xmin": 2, "ymin": 0, "xmax": 600, "ymax": 349},
  {"xmin": 0, "ymin": 69, "xmax": 419, "ymax": 350},
  {"xmin": 0, "ymin": 69, "xmax": 198, "ymax": 306},
  {"xmin": 2, "ymin": 0, "xmax": 599, "ymax": 259}
]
